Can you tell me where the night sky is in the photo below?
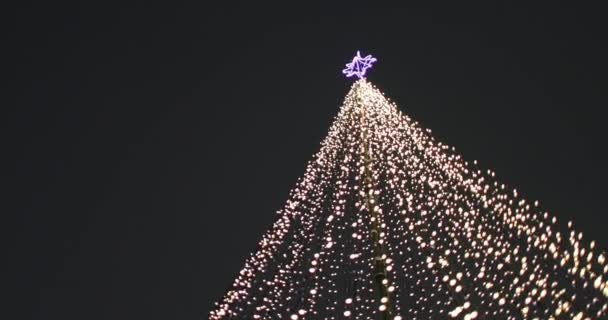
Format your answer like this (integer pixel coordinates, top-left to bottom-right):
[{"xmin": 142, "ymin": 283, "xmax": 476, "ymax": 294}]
[{"xmin": 9, "ymin": 2, "xmax": 608, "ymax": 319}]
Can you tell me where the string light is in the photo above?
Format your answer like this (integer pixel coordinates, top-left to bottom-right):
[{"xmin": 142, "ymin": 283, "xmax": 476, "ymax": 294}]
[{"xmin": 209, "ymin": 79, "xmax": 608, "ymax": 319}]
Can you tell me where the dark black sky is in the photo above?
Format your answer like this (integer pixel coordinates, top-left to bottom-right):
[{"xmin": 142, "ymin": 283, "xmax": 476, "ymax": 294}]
[{"xmin": 8, "ymin": 1, "xmax": 608, "ymax": 319}]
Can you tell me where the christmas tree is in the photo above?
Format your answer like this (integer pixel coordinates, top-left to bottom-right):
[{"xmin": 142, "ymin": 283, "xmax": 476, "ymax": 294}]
[{"xmin": 209, "ymin": 52, "xmax": 608, "ymax": 320}]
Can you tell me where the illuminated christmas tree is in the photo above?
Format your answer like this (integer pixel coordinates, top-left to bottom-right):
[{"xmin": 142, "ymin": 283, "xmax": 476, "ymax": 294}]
[{"xmin": 209, "ymin": 52, "xmax": 608, "ymax": 320}]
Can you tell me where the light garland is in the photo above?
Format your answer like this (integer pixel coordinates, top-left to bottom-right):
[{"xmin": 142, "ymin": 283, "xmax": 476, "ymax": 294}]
[{"xmin": 209, "ymin": 79, "xmax": 608, "ymax": 319}]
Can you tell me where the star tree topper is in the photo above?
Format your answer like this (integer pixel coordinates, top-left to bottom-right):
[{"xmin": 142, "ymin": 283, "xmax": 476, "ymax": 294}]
[{"xmin": 342, "ymin": 50, "xmax": 377, "ymax": 79}]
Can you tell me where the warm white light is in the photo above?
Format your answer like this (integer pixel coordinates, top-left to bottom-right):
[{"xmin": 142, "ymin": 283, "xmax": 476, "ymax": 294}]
[{"xmin": 209, "ymin": 78, "xmax": 608, "ymax": 320}]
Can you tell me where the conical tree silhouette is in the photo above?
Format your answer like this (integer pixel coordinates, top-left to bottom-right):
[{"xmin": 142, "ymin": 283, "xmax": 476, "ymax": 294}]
[{"xmin": 209, "ymin": 79, "xmax": 608, "ymax": 320}]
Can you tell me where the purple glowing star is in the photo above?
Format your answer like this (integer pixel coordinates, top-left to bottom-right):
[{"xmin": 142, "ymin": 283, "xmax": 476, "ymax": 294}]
[{"xmin": 342, "ymin": 51, "xmax": 377, "ymax": 79}]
